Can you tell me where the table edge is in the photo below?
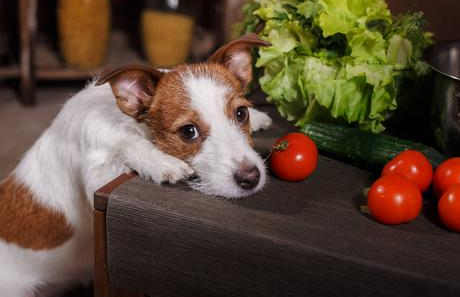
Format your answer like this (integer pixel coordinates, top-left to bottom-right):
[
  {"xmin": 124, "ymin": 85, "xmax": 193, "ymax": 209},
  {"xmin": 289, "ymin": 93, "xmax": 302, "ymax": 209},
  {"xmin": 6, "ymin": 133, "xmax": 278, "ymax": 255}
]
[{"xmin": 94, "ymin": 172, "xmax": 138, "ymax": 211}]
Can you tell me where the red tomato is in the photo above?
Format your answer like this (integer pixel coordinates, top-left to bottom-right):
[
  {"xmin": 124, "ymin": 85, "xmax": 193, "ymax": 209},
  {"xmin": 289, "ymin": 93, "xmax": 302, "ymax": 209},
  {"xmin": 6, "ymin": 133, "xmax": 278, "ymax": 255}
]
[
  {"xmin": 381, "ymin": 150, "xmax": 433, "ymax": 192},
  {"xmin": 367, "ymin": 174, "xmax": 423, "ymax": 225},
  {"xmin": 433, "ymin": 157, "xmax": 460, "ymax": 197},
  {"xmin": 438, "ymin": 184, "xmax": 460, "ymax": 232},
  {"xmin": 270, "ymin": 132, "xmax": 318, "ymax": 182}
]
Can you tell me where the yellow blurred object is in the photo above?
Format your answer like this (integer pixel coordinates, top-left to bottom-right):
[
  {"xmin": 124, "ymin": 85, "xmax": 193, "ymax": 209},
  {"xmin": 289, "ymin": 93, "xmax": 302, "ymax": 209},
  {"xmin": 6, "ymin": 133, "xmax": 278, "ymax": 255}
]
[
  {"xmin": 57, "ymin": 0, "xmax": 110, "ymax": 69},
  {"xmin": 142, "ymin": 10, "xmax": 194, "ymax": 67}
]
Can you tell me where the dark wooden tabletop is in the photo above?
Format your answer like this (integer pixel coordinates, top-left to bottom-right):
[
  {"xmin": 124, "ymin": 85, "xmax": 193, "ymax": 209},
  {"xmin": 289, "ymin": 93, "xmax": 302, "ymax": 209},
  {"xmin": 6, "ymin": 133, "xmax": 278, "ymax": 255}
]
[{"xmin": 95, "ymin": 103, "xmax": 460, "ymax": 297}]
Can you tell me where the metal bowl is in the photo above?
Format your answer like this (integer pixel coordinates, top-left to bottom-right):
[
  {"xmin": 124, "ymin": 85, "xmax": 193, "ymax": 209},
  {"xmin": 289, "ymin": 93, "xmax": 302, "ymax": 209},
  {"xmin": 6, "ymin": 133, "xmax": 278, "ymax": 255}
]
[{"xmin": 424, "ymin": 40, "xmax": 460, "ymax": 156}]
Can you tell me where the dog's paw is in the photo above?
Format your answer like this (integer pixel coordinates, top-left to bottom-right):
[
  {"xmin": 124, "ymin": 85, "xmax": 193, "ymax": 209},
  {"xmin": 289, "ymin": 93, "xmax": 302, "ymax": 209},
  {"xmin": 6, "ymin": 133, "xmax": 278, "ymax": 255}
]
[
  {"xmin": 249, "ymin": 108, "xmax": 272, "ymax": 132},
  {"xmin": 138, "ymin": 155, "xmax": 195, "ymax": 184}
]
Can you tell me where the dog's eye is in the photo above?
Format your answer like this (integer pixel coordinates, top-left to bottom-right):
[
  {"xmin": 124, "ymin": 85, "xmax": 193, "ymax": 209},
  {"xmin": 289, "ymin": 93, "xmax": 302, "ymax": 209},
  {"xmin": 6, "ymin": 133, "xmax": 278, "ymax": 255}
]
[
  {"xmin": 236, "ymin": 106, "xmax": 249, "ymax": 123},
  {"xmin": 180, "ymin": 124, "xmax": 200, "ymax": 141}
]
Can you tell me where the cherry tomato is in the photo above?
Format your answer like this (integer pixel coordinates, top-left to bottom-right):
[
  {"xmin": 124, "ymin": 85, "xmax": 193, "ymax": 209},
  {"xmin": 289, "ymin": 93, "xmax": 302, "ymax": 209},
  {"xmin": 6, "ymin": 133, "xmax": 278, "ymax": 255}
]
[
  {"xmin": 367, "ymin": 173, "xmax": 422, "ymax": 225},
  {"xmin": 270, "ymin": 132, "xmax": 318, "ymax": 182},
  {"xmin": 381, "ymin": 150, "xmax": 433, "ymax": 192},
  {"xmin": 438, "ymin": 184, "xmax": 460, "ymax": 232},
  {"xmin": 433, "ymin": 157, "xmax": 460, "ymax": 197}
]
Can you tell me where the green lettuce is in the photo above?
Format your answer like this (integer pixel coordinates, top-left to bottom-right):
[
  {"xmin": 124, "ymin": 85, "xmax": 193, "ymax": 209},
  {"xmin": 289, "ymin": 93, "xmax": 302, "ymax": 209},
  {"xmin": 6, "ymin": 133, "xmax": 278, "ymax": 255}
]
[{"xmin": 241, "ymin": 0, "xmax": 432, "ymax": 133}]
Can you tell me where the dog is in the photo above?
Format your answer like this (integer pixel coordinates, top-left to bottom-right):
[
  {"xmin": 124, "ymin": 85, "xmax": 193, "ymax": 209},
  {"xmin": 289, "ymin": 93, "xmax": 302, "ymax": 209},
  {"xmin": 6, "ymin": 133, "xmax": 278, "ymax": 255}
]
[{"xmin": 0, "ymin": 33, "xmax": 272, "ymax": 297}]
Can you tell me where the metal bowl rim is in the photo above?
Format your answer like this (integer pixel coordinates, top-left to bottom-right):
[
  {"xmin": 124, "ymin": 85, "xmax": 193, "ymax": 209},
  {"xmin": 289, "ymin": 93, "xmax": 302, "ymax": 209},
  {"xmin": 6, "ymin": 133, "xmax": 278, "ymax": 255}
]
[{"xmin": 423, "ymin": 39, "xmax": 460, "ymax": 82}]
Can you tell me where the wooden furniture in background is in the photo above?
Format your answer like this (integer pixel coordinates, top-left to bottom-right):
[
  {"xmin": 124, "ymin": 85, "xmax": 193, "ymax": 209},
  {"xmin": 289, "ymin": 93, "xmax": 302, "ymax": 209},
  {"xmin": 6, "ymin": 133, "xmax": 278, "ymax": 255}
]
[
  {"xmin": 0, "ymin": 0, "xmax": 243, "ymax": 105},
  {"xmin": 18, "ymin": 0, "xmax": 35, "ymax": 105}
]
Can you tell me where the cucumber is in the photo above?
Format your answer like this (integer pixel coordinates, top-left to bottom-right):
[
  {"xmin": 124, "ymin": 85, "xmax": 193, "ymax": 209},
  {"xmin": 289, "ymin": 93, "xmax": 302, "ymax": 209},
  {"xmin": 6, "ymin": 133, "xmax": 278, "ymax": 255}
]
[{"xmin": 301, "ymin": 122, "xmax": 447, "ymax": 169}]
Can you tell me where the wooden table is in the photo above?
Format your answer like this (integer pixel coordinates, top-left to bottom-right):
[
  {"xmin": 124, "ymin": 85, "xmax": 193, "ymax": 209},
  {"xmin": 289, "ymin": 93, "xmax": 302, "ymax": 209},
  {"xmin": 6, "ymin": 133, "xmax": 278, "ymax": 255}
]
[{"xmin": 93, "ymin": 120, "xmax": 460, "ymax": 297}]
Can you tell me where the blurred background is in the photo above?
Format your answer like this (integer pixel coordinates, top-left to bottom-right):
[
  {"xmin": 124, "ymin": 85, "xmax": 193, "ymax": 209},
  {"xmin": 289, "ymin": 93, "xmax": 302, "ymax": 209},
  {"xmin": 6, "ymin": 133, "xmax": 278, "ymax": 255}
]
[{"xmin": 0, "ymin": 0, "xmax": 459, "ymax": 178}]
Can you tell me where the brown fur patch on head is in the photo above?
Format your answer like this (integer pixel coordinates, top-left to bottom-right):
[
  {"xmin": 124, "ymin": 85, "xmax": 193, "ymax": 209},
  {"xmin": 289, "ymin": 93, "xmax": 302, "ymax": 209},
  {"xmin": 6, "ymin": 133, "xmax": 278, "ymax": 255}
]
[
  {"xmin": 209, "ymin": 33, "xmax": 270, "ymax": 89},
  {"xmin": 143, "ymin": 66, "xmax": 210, "ymax": 161},
  {"xmin": 225, "ymin": 95, "xmax": 253, "ymax": 146},
  {"xmin": 96, "ymin": 65, "xmax": 162, "ymax": 120},
  {"xmin": 143, "ymin": 63, "xmax": 255, "ymax": 159},
  {"xmin": 0, "ymin": 176, "xmax": 73, "ymax": 250}
]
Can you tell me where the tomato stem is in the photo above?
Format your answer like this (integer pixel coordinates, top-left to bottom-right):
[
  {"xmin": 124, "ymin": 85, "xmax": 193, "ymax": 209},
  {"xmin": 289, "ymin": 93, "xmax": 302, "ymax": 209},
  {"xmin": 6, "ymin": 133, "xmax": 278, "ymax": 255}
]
[
  {"xmin": 264, "ymin": 140, "xmax": 290, "ymax": 163},
  {"xmin": 272, "ymin": 140, "xmax": 289, "ymax": 151},
  {"xmin": 362, "ymin": 187, "xmax": 370, "ymax": 198},
  {"xmin": 360, "ymin": 205, "xmax": 371, "ymax": 215}
]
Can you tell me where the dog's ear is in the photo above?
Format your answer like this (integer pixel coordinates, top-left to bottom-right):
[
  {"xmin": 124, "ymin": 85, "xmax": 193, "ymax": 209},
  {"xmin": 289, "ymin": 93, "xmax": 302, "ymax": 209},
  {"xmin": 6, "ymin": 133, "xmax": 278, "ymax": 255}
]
[
  {"xmin": 209, "ymin": 33, "xmax": 270, "ymax": 89},
  {"xmin": 96, "ymin": 65, "xmax": 163, "ymax": 120}
]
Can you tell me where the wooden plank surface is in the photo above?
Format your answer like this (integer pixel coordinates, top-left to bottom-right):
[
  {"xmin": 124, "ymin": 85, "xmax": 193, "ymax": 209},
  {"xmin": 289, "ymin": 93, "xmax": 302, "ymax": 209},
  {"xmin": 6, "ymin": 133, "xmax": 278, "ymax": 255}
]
[
  {"xmin": 94, "ymin": 171, "xmax": 139, "ymax": 297},
  {"xmin": 102, "ymin": 105, "xmax": 460, "ymax": 297},
  {"xmin": 97, "ymin": 104, "xmax": 460, "ymax": 297},
  {"xmin": 0, "ymin": 65, "xmax": 20, "ymax": 78},
  {"xmin": 94, "ymin": 209, "xmax": 110, "ymax": 297},
  {"xmin": 105, "ymin": 157, "xmax": 460, "ymax": 297}
]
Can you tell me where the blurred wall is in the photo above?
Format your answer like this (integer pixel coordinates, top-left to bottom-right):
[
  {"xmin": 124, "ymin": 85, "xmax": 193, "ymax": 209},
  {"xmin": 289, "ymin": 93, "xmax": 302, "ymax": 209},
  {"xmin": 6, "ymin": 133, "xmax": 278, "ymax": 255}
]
[{"xmin": 386, "ymin": 0, "xmax": 460, "ymax": 41}]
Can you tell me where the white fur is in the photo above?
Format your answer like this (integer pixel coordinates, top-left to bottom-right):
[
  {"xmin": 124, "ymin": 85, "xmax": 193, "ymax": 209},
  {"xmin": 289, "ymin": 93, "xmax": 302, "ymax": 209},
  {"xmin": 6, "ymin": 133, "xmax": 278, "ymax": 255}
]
[
  {"xmin": 183, "ymin": 74, "xmax": 267, "ymax": 198},
  {"xmin": 1, "ymin": 73, "xmax": 271, "ymax": 295}
]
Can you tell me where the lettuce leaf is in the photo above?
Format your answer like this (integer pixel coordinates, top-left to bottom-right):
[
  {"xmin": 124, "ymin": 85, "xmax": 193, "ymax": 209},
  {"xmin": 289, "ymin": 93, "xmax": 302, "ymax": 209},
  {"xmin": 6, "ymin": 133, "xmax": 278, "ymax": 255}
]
[{"xmin": 241, "ymin": 0, "xmax": 432, "ymax": 133}]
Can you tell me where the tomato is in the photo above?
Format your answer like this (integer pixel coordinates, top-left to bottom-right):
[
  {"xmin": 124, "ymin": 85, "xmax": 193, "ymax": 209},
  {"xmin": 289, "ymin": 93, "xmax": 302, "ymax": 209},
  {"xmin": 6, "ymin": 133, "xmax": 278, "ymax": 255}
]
[
  {"xmin": 438, "ymin": 184, "xmax": 460, "ymax": 232},
  {"xmin": 433, "ymin": 157, "xmax": 460, "ymax": 197},
  {"xmin": 270, "ymin": 132, "xmax": 318, "ymax": 182},
  {"xmin": 381, "ymin": 150, "xmax": 433, "ymax": 192},
  {"xmin": 367, "ymin": 173, "xmax": 423, "ymax": 225}
]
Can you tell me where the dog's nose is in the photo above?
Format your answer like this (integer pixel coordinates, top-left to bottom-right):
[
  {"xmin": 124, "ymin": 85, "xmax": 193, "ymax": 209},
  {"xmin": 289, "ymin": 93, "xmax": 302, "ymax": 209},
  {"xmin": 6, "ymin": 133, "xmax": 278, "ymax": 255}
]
[{"xmin": 233, "ymin": 165, "xmax": 260, "ymax": 190}]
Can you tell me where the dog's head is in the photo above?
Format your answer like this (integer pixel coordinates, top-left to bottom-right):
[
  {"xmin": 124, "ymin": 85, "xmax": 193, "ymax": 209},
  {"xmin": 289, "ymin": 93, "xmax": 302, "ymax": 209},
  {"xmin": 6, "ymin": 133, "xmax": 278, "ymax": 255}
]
[{"xmin": 96, "ymin": 34, "xmax": 270, "ymax": 198}]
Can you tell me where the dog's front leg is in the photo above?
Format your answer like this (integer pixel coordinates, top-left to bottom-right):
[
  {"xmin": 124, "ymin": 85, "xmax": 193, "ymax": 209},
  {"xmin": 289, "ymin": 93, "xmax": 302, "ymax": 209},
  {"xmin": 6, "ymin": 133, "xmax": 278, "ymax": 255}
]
[
  {"xmin": 82, "ymin": 136, "xmax": 194, "ymax": 205},
  {"xmin": 122, "ymin": 137, "xmax": 195, "ymax": 184}
]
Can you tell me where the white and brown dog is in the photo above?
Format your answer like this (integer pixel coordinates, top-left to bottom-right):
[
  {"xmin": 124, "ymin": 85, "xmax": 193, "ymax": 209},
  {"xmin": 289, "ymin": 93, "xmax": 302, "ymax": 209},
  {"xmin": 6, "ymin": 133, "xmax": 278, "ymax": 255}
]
[{"xmin": 0, "ymin": 34, "xmax": 272, "ymax": 297}]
